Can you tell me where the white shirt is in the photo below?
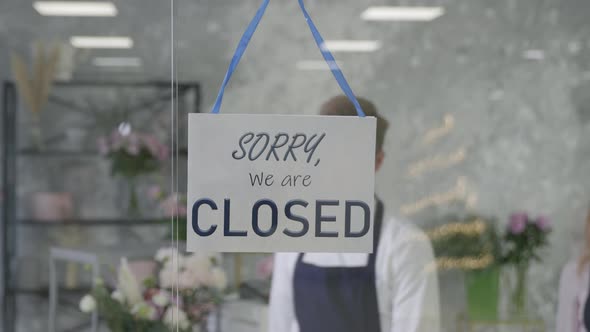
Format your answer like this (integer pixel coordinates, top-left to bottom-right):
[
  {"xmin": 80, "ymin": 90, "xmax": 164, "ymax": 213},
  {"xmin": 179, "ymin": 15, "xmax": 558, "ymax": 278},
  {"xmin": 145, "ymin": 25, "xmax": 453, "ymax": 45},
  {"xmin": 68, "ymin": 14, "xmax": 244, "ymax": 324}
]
[
  {"xmin": 268, "ymin": 216, "xmax": 441, "ymax": 332},
  {"xmin": 556, "ymin": 259, "xmax": 589, "ymax": 332}
]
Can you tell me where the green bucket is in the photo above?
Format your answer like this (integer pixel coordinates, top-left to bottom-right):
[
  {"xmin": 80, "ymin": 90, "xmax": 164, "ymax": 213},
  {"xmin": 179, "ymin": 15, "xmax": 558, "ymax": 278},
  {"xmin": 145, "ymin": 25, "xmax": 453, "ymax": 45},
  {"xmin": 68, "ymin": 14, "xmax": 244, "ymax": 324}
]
[{"xmin": 465, "ymin": 267, "xmax": 500, "ymax": 320}]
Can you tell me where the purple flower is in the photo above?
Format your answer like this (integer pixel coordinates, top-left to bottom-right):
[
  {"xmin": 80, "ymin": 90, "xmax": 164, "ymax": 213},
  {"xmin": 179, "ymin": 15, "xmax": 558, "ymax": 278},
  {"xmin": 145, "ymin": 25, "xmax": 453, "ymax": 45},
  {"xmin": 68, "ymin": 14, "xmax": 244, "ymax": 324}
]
[
  {"xmin": 509, "ymin": 212, "xmax": 528, "ymax": 235},
  {"xmin": 535, "ymin": 215, "xmax": 551, "ymax": 231}
]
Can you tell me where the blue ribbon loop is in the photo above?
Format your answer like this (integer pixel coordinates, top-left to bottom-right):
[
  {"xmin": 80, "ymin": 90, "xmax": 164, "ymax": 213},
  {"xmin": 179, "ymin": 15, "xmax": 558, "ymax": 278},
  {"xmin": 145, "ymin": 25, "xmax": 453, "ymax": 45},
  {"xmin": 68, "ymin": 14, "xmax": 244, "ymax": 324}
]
[{"xmin": 210, "ymin": 0, "xmax": 366, "ymax": 117}]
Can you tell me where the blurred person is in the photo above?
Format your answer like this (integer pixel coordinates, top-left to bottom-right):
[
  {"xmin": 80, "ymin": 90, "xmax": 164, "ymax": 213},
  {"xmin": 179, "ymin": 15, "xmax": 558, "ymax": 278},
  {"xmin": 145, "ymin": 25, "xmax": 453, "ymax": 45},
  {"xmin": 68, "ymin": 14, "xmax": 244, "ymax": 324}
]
[
  {"xmin": 268, "ymin": 96, "xmax": 440, "ymax": 332},
  {"xmin": 557, "ymin": 209, "xmax": 590, "ymax": 332}
]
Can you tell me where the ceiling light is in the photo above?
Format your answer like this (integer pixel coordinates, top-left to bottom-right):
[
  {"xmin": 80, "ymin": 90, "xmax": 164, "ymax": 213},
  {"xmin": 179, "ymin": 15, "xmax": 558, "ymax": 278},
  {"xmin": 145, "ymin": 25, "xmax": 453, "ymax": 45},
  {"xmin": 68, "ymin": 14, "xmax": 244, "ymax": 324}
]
[
  {"xmin": 361, "ymin": 6, "xmax": 444, "ymax": 21},
  {"xmin": 70, "ymin": 36, "xmax": 133, "ymax": 49},
  {"xmin": 92, "ymin": 57, "xmax": 142, "ymax": 67},
  {"xmin": 296, "ymin": 60, "xmax": 343, "ymax": 71},
  {"xmin": 522, "ymin": 49, "xmax": 545, "ymax": 60},
  {"xmin": 33, "ymin": 1, "xmax": 117, "ymax": 17},
  {"xmin": 321, "ymin": 40, "xmax": 381, "ymax": 52}
]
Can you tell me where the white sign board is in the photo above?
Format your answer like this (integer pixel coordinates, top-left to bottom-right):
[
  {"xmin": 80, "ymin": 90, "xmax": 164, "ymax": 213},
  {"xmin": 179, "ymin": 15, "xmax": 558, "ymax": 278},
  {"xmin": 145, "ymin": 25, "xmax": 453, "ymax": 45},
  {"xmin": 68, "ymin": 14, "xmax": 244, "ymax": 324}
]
[{"xmin": 187, "ymin": 114, "xmax": 376, "ymax": 253}]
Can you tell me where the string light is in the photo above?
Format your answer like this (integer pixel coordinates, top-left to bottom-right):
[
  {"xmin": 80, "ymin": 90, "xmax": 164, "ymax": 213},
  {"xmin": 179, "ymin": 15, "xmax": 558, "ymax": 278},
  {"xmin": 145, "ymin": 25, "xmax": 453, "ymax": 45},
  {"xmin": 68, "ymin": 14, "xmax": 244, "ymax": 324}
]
[
  {"xmin": 426, "ymin": 219, "xmax": 486, "ymax": 240},
  {"xmin": 435, "ymin": 254, "xmax": 495, "ymax": 270},
  {"xmin": 423, "ymin": 114, "xmax": 454, "ymax": 145},
  {"xmin": 401, "ymin": 177, "xmax": 468, "ymax": 215},
  {"xmin": 407, "ymin": 147, "xmax": 466, "ymax": 177}
]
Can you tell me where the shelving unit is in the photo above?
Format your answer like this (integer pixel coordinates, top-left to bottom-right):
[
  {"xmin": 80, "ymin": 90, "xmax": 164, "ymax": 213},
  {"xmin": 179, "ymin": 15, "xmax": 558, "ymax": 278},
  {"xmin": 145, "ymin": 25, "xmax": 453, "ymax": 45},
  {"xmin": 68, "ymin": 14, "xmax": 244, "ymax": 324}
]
[
  {"xmin": 19, "ymin": 218, "xmax": 167, "ymax": 226},
  {"xmin": 1, "ymin": 80, "xmax": 200, "ymax": 332}
]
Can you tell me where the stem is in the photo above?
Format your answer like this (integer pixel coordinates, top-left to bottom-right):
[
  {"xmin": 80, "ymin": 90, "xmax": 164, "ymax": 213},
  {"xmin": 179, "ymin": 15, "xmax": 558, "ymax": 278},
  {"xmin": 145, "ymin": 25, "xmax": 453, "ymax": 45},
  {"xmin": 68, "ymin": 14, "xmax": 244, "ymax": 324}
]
[
  {"xmin": 31, "ymin": 113, "xmax": 45, "ymax": 150},
  {"xmin": 128, "ymin": 178, "xmax": 140, "ymax": 217},
  {"xmin": 512, "ymin": 262, "xmax": 528, "ymax": 316}
]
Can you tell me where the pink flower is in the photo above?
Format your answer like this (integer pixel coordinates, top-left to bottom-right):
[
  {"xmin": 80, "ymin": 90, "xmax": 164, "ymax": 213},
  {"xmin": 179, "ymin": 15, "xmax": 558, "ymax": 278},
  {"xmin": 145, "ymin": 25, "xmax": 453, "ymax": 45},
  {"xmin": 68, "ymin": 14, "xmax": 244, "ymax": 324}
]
[
  {"xmin": 535, "ymin": 215, "xmax": 551, "ymax": 231},
  {"xmin": 147, "ymin": 185, "xmax": 163, "ymax": 200},
  {"xmin": 97, "ymin": 137, "xmax": 109, "ymax": 155},
  {"xmin": 160, "ymin": 194, "xmax": 186, "ymax": 217},
  {"xmin": 125, "ymin": 134, "xmax": 140, "ymax": 156},
  {"xmin": 110, "ymin": 130, "xmax": 124, "ymax": 150},
  {"xmin": 157, "ymin": 145, "xmax": 169, "ymax": 161},
  {"xmin": 509, "ymin": 212, "xmax": 528, "ymax": 235},
  {"xmin": 141, "ymin": 134, "xmax": 169, "ymax": 161},
  {"xmin": 256, "ymin": 256, "xmax": 274, "ymax": 280},
  {"xmin": 176, "ymin": 205, "xmax": 187, "ymax": 216}
]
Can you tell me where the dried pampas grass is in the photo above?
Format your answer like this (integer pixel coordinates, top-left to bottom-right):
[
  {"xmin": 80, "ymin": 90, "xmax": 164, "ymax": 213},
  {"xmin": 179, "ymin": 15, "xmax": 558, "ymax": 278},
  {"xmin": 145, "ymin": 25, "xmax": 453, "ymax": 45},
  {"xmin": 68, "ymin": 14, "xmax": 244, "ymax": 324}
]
[
  {"xmin": 11, "ymin": 42, "xmax": 60, "ymax": 149},
  {"xmin": 11, "ymin": 42, "xmax": 60, "ymax": 114}
]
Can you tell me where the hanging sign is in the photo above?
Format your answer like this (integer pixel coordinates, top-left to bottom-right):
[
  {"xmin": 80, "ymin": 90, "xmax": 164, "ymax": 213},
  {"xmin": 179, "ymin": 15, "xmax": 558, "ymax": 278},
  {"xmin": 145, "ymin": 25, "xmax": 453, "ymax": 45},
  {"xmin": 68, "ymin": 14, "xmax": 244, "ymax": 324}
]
[
  {"xmin": 186, "ymin": 0, "xmax": 376, "ymax": 252},
  {"xmin": 187, "ymin": 114, "xmax": 375, "ymax": 252}
]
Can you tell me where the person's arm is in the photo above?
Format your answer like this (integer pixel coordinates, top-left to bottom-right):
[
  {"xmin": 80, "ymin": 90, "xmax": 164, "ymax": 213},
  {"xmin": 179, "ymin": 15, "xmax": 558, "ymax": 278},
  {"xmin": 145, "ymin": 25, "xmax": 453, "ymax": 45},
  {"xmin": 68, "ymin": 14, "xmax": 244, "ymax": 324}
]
[
  {"xmin": 389, "ymin": 228, "xmax": 440, "ymax": 332},
  {"xmin": 556, "ymin": 261, "xmax": 578, "ymax": 332},
  {"xmin": 268, "ymin": 253, "xmax": 296, "ymax": 332}
]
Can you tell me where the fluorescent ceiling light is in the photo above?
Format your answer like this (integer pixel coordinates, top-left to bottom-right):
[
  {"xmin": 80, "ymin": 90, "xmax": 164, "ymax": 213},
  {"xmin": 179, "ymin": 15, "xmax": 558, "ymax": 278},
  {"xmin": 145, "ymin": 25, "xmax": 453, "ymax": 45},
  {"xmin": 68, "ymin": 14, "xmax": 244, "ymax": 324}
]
[
  {"xmin": 70, "ymin": 36, "xmax": 133, "ymax": 49},
  {"xmin": 33, "ymin": 1, "xmax": 117, "ymax": 17},
  {"xmin": 296, "ymin": 60, "xmax": 343, "ymax": 71},
  {"xmin": 522, "ymin": 49, "xmax": 545, "ymax": 60},
  {"xmin": 321, "ymin": 40, "xmax": 381, "ymax": 52},
  {"xmin": 361, "ymin": 6, "xmax": 444, "ymax": 21},
  {"xmin": 93, "ymin": 57, "xmax": 142, "ymax": 67}
]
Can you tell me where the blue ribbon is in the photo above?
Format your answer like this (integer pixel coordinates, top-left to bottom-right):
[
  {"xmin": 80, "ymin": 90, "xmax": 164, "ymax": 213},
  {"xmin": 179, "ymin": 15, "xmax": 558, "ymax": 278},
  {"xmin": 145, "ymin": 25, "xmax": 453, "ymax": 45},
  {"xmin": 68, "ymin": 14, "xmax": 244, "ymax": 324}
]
[{"xmin": 210, "ymin": 0, "xmax": 365, "ymax": 117}]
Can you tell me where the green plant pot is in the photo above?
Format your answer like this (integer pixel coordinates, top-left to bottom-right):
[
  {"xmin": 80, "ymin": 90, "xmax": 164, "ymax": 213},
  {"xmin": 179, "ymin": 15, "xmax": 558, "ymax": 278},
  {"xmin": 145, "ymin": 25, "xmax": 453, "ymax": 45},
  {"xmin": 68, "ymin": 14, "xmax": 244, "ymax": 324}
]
[{"xmin": 465, "ymin": 267, "xmax": 500, "ymax": 320}]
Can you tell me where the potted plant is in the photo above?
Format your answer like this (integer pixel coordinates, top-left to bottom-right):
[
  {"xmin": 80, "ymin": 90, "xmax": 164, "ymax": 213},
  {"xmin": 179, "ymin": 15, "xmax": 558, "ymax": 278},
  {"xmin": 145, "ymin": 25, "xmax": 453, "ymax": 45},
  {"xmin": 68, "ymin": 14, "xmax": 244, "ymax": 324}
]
[
  {"xmin": 500, "ymin": 212, "xmax": 551, "ymax": 317},
  {"xmin": 80, "ymin": 248, "xmax": 228, "ymax": 332},
  {"xmin": 430, "ymin": 215, "xmax": 501, "ymax": 320}
]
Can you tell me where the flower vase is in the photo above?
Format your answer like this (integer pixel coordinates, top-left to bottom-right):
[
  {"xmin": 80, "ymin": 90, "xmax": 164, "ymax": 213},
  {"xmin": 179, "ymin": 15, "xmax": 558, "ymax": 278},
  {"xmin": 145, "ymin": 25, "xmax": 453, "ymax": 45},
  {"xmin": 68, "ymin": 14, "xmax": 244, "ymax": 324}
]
[
  {"xmin": 510, "ymin": 262, "xmax": 529, "ymax": 318},
  {"xmin": 126, "ymin": 178, "xmax": 140, "ymax": 217},
  {"xmin": 465, "ymin": 267, "xmax": 499, "ymax": 320}
]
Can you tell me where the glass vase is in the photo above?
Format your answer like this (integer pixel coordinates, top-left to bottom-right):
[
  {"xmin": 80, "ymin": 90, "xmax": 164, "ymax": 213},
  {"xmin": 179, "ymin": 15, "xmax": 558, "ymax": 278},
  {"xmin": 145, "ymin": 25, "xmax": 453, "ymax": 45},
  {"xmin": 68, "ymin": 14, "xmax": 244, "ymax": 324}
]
[
  {"xmin": 126, "ymin": 177, "xmax": 140, "ymax": 218},
  {"xmin": 510, "ymin": 262, "xmax": 529, "ymax": 318}
]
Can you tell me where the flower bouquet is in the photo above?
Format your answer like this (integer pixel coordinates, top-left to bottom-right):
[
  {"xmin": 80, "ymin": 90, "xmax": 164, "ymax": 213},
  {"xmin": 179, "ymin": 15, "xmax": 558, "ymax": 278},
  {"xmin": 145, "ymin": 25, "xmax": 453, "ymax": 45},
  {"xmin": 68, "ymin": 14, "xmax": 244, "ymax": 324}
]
[
  {"xmin": 501, "ymin": 212, "xmax": 551, "ymax": 316},
  {"xmin": 148, "ymin": 187, "xmax": 187, "ymax": 241},
  {"xmin": 80, "ymin": 248, "xmax": 227, "ymax": 332},
  {"xmin": 97, "ymin": 127, "xmax": 168, "ymax": 215}
]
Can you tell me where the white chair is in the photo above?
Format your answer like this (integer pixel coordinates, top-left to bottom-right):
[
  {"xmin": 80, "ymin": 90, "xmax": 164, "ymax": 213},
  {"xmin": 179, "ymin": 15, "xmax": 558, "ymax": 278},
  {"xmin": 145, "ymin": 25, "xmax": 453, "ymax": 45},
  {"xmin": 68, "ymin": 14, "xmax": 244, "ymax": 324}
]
[{"xmin": 48, "ymin": 247, "xmax": 100, "ymax": 332}]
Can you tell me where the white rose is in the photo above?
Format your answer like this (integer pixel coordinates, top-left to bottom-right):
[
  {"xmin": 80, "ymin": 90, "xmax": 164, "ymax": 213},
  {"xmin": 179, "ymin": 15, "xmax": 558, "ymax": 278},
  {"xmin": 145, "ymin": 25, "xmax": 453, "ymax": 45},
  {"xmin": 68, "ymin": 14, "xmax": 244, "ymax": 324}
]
[
  {"xmin": 159, "ymin": 267, "xmax": 176, "ymax": 289},
  {"xmin": 152, "ymin": 291, "xmax": 169, "ymax": 307},
  {"xmin": 162, "ymin": 253, "xmax": 187, "ymax": 271},
  {"xmin": 131, "ymin": 301, "xmax": 157, "ymax": 320},
  {"xmin": 111, "ymin": 290, "xmax": 125, "ymax": 303},
  {"xmin": 79, "ymin": 295, "xmax": 96, "ymax": 313},
  {"xmin": 209, "ymin": 267, "xmax": 228, "ymax": 290},
  {"xmin": 164, "ymin": 306, "xmax": 190, "ymax": 330},
  {"xmin": 155, "ymin": 247, "xmax": 178, "ymax": 263},
  {"xmin": 179, "ymin": 270, "xmax": 201, "ymax": 289},
  {"xmin": 184, "ymin": 254, "xmax": 212, "ymax": 275}
]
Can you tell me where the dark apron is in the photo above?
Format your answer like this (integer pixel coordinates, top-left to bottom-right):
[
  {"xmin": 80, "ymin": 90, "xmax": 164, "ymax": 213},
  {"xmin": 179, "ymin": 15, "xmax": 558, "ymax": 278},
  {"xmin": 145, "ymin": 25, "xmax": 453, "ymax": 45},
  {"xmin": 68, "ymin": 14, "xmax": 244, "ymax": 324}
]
[
  {"xmin": 293, "ymin": 200, "xmax": 384, "ymax": 332},
  {"xmin": 584, "ymin": 268, "xmax": 590, "ymax": 330}
]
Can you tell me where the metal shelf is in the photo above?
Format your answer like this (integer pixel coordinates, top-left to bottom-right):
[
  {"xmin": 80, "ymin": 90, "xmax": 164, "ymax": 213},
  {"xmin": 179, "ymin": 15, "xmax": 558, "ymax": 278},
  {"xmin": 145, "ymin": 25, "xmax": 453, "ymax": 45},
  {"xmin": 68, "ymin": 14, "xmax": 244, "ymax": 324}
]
[
  {"xmin": 2, "ymin": 80, "xmax": 201, "ymax": 332},
  {"xmin": 17, "ymin": 148, "xmax": 188, "ymax": 157},
  {"xmin": 18, "ymin": 218, "xmax": 168, "ymax": 226}
]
